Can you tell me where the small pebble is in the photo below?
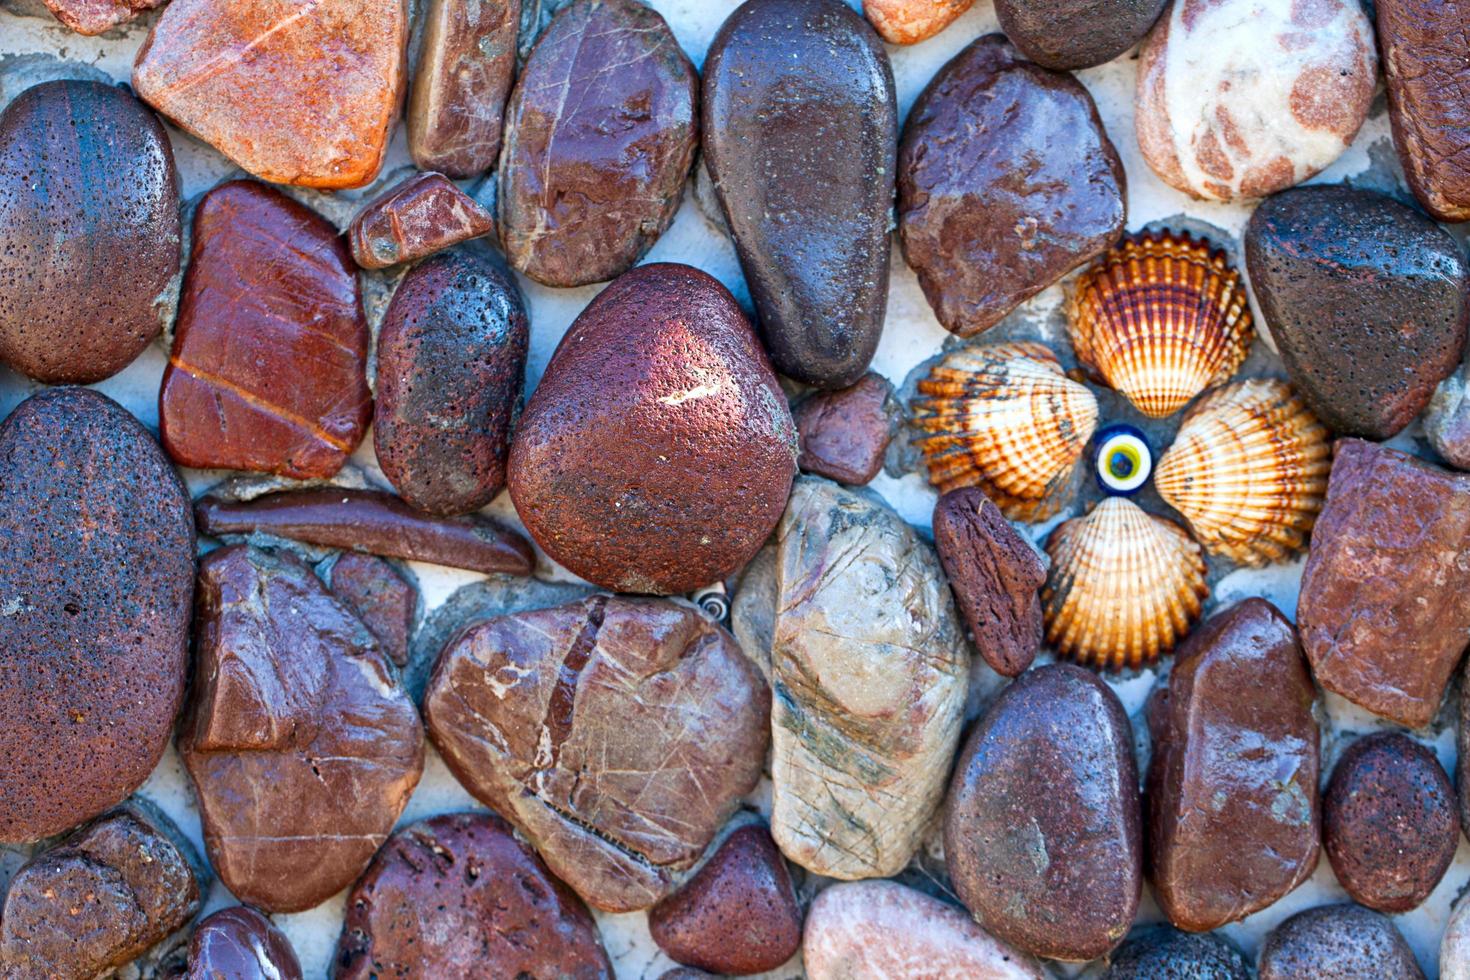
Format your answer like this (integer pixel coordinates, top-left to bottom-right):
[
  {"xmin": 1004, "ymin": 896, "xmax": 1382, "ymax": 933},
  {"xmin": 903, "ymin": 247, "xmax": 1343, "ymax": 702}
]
[
  {"xmin": 793, "ymin": 373, "xmax": 894, "ymax": 486},
  {"xmin": 347, "ymin": 172, "xmax": 495, "ymax": 270}
]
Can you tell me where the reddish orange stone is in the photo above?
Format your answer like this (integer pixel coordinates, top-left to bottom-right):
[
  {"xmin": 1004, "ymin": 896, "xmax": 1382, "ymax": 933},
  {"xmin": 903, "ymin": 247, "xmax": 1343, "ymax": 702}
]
[
  {"xmin": 43, "ymin": 0, "xmax": 165, "ymax": 35},
  {"xmin": 347, "ymin": 172, "xmax": 495, "ymax": 270}
]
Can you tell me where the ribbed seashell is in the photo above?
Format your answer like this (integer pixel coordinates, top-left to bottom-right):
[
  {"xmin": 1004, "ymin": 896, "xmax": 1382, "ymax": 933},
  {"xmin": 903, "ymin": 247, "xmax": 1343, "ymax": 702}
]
[
  {"xmin": 910, "ymin": 342, "xmax": 1099, "ymax": 521},
  {"xmin": 1068, "ymin": 230, "xmax": 1253, "ymax": 418},
  {"xmin": 1043, "ymin": 497, "xmax": 1208, "ymax": 670},
  {"xmin": 1155, "ymin": 379, "xmax": 1331, "ymax": 567}
]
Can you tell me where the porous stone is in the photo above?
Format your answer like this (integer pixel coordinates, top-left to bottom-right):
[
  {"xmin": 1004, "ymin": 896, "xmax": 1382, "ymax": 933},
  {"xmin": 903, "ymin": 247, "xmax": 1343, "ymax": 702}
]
[
  {"xmin": 995, "ymin": 0, "xmax": 1166, "ymax": 69},
  {"xmin": 704, "ymin": 0, "xmax": 896, "ymax": 389},
  {"xmin": 42, "ymin": 0, "xmax": 164, "ymax": 33},
  {"xmin": 423, "ymin": 596, "xmax": 770, "ymax": 912},
  {"xmin": 161, "ymin": 180, "xmax": 372, "ymax": 479},
  {"xmin": 0, "ymin": 80, "xmax": 179, "ymax": 384},
  {"xmin": 1135, "ymin": 0, "xmax": 1376, "ymax": 201},
  {"xmin": 334, "ymin": 812, "xmax": 612, "ymax": 979},
  {"xmin": 793, "ymin": 373, "xmax": 895, "ymax": 486},
  {"xmin": 945, "ymin": 663, "xmax": 1141, "ymax": 962},
  {"xmin": 1105, "ymin": 926, "xmax": 1252, "ymax": 979},
  {"xmin": 328, "ymin": 553, "xmax": 416, "ymax": 668},
  {"xmin": 185, "ymin": 907, "xmax": 302, "ymax": 980},
  {"xmin": 498, "ymin": 0, "xmax": 697, "ymax": 287},
  {"xmin": 1258, "ymin": 904, "xmax": 1424, "ymax": 980},
  {"xmin": 347, "ymin": 172, "xmax": 495, "ymax": 269},
  {"xmin": 861, "ymin": 0, "xmax": 973, "ymax": 43},
  {"xmin": 1297, "ymin": 440, "xmax": 1470, "ymax": 728},
  {"xmin": 1146, "ymin": 598, "xmax": 1320, "ymax": 932},
  {"xmin": 0, "ymin": 388, "xmax": 194, "ymax": 844},
  {"xmin": 132, "ymin": 0, "xmax": 407, "ymax": 188},
  {"xmin": 181, "ymin": 545, "xmax": 425, "ymax": 913},
  {"xmin": 408, "ymin": 0, "xmax": 519, "ymax": 177},
  {"xmin": 898, "ymin": 34, "xmax": 1125, "ymax": 338},
  {"xmin": 507, "ymin": 263, "xmax": 796, "ymax": 595},
  {"xmin": 1246, "ymin": 185, "xmax": 1468, "ymax": 440},
  {"xmin": 770, "ymin": 478, "xmax": 969, "ymax": 879}
]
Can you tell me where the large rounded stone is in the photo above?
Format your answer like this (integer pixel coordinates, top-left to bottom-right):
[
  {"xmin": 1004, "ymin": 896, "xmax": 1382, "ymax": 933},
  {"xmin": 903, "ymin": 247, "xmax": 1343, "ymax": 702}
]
[
  {"xmin": 498, "ymin": 0, "xmax": 696, "ymax": 287},
  {"xmin": 0, "ymin": 80, "xmax": 179, "ymax": 384},
  {"xmin": 1105, "ymin": 926, "xmax": 1251, "ymax": 979},
  {"xmin": 1246, "ymin": 185, "xmax": 1468, "ymax": 439},
  {"xmin": 185, "ymin": 907, "xmax": 302, "ymax": 980},
  {"xmin": 898, "ymin": 34, "xmax": 1124, "ymax": 339},
  {"xmin": 703, "ymin": 0, "xmax": 896, "ymax": 389},
  {"xmin": 0, "ymin": 388, "xmax": 194, "ymax": 843},
  {"xmin": 1258, "ymin": 904, "xmax": 1424, "ymax": 980},
  {"xmin": 507, "ymin": 263, "xmax": 796, "ymax": 595},
  {"xmin": 995, "ymin": 0, "xmax": 1166, "ymax": 70},
  {"xmin": 945, "ymin": 663, "xmax": 1141, "ymax": 962}
]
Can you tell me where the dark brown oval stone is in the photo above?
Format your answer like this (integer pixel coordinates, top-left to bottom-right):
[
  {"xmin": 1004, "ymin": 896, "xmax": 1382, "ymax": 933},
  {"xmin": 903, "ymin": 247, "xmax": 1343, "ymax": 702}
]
[
  {"xmin": 374, "ymin": 245, "xmax": 528, "ymax": 515},
  {"xmin": 334, "ymin": 812, "xmax": 612, "ymax": 980},
  {"xmin": 1323, "ymin": 732, "xmax": 1459, "ymax": 913},
  {"xmin": 995, "ymin": 0, "xmax": 1166, "ymax": 70},
  {"xmin": 898, "ymin": 34, "xmax": 1125, "ymax": 339},
  {"xmin": 498, "ymin": 0, "xmax": 697, "ymax": 287},
  {"xmin": 0, "ymin": 79, "xmax": 180, "ymax": 384},
  {"xmin": 186, "ymin": 907, "xmax": 302, "ymax": 980},
  {"xmin": 0, "ymin": 388, "xmax": 194, "ymax": 844},
  {"xmin": 507, "ymin": 263, "xmax": 796, "ymax": 595},
  {"xmin": 943, "ymin": 663, "xmax": 1141, "ymax": 962},
  {"xmin": 703, "ymin": 0, "xmax": 896, "ymax": 389},
  {"xmin": 1258, "ymin": 904, "xmax": 1424, "ymax": 980}
]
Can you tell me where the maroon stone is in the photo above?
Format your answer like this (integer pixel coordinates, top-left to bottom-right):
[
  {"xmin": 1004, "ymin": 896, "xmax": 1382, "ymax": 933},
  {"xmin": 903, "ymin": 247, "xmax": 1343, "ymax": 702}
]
[
  {"xmin": 1258, "ymin": 904, "xmax": 1424, "ymax": 980},
  {"xmin": 335, "ymin": 813, "xmax": 612, "ymax": 980},
  {"xmin": 160, "ymin": 180, "xmax": 372, "ymax": 479},
  {"xmin": 931, "ymin": 487, "xmax": 1045, "ymax": 677},
  {"xmin": 408, "ymin": 0, "xmax": 519, "ymax": 177},
  {"xmin": 195, "ymin": 489, "xmax": 534, "ymax": 576},
  {"xmin": 329, "ymin": 553, "xmax": 415, "ymax": 668},
  {"xmin": 347, "ymin": 172, "xmax": 495, "ymax": 270},
  {"xmin": 186, "ymin": 907, "xmax": 302, "ymax": 980},
  {"xmin": 793, "ymin": 373, "xmax": 894, "ymax": 485}
]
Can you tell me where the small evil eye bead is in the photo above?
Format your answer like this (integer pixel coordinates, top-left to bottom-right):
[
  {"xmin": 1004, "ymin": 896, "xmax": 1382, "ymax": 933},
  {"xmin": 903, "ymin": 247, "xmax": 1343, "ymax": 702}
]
[{"xmin": 1094, "ymin": 425, "xmax": 1152, "ymax": 496}]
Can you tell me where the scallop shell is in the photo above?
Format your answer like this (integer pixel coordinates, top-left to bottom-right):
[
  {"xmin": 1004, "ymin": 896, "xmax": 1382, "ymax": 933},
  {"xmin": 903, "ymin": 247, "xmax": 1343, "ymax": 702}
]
[
  {"xmin": 1155, "ymin": 379, "xmax": 1331, "ymax": 567},
  {"xmin": 910, "ymin": 342, "xmax": 1099, "ymax": 521},
  {"xmin": 1068, "ymin": 230, "xmax": 1253, "ymax": 418},
  {"xmin": 1043, "ymin": 497, "xmax": 1208, "ymax": 670}
]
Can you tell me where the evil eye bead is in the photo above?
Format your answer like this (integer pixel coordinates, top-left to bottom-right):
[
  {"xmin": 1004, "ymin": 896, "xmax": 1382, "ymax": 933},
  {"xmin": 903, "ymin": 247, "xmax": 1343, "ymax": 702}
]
[{"xmin": 1094, "ymin": 425, "xmax": 1152, "ymax": 495}]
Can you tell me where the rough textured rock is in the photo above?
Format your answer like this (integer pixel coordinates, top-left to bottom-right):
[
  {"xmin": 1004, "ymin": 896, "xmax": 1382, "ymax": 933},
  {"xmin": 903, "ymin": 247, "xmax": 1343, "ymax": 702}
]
[
  {"xmin": 945, "ymin": 663, "xmax": 1141, "ymax": 962},
  {"xmin": 181, "ymin": 545, "xmax": 425, "ymax": 914},
  {"xmin": 861, "ymin": 0, "xmax": 972, "ymax": 43},
  {"xmin": 185, "ymin": 907, "xmax": 301, "ymax": 980},
  {"xmin": 995, "ymin": 0, "xmax": 1166, "ymax": 69},
  {"xmin": 0, "ymin": 804, "xmax": 202, "ymax": 980},
  {"xmin": 1297, "ymin": 440, "xmax": 1470, "ymax": 728},
  {"xmin": 507, "ymin": 263, "xmax": 796, "ymax": 595},
  {"xmin": 931, "ymin": 487, "xmax": 1046, "ymax": 678},
  {"xmin": 1443, "ymin": 893, "xmax": 1470, "ymax": 980},
  {"xmin": 42, "ymin": 0, "xmax": 165, "ymax": 33},
  {"xmin": 770, "ymin": 478, "xmax": 969, "ymax": 879},
  {"xmin": 161, "ymin": 180, "xmax": 372, "ymax": 479},
  {"xmin": 1323, "ymin": 733, "xmax": 1458, "ymax": 913},
  {"xmin": 334, "ymin": 812, "xmax": 612, "ymax": 979},
  {"xmin": 1377, "ymin": 0, "xmax": 1470, "ymax": 222},
  {"xmin": 132, "ymin": 0, "xmax": 407, "ymax": 188},
  {"xmin": 802, "ymin": 880, "xmax": 1046, "ymax": 980},
  {"xmin": 793, "ymin": 373, "xmax": 894, "ymax": 486},
  {"xmin": 647, "ymin": 824, "xmax": 802, "ymax": 975},
  {"xmin": 1258, "ymin": 904, "xmax": 1425, "ymax": 980},
  {"xmin": 0, "ymin": 388, "xmax": 194, "ymax": 844},
  {"xmin": 1104, "ymin": 926, "xmax": 1252, "ymax": 979},
  {"xmin": 898, "ymin": 34, "xmax": 1125, "ymax": 338},
  {"xmin": 1135, "ymin": 0, "xmax": 1376, "ymax": 201},
  {"xmin": 347, "ymin": 173, "xmax": 495, "ymax": 270},
  {"xmin": 195, "ymin": 489, "xmax": 534, "ymax": 576},
  {"xmin": 374, "ymin": 246, "xmax": 528, "ymax": 515},
  {"xmin": 408, "ymin": 0, "xmax": 519, "ymax": 177},
  {"xmin": 1146, "ymin": 598, "xmax": 1320, "ymax": 932},
  {"xmin": 0, "ymin": 80, "xmax": 179, "ymax": 384},
  {"xmin": 1246, "ymin": 185, "xmax": 1468, "ymax": 439},
  {"xmin": 423, "ymin": 596, "xmax": 769, "ymax": 912},
  {"xmin": 328, "ymin": 553, "xmax": 416, "ymax": 668},
  {"xmin": 703, "ymin": 0, "xmax": 896, "ymax": 389},
  {"xmin": 498, "ymin": 0, "xmax": 696, "ymax": 287}
]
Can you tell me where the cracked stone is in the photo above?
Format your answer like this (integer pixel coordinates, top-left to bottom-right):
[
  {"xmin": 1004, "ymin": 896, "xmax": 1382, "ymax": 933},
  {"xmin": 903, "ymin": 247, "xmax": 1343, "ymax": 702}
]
[{"xmin": 347, "ymin": 173, "xmax": 495, "ymax": 270}]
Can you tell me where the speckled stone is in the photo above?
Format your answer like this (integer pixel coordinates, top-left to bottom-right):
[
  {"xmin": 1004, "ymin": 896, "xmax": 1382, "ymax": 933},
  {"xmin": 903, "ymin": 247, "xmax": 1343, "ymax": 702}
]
[
  {"xmin": 1258, "ymin": 904, "xmax": 1424, "ymax": 980},
  {"xmin": 861, "ymin": 0, "xmax": 973, "ymax": 43},
  {"xmin": 42, "ymin": 0, "xmax": 165, "ymax": 33},
  {"xmin": 995, "ymin": 0, "xmax": 1166, "ymax": 69},
  {"xmin": 185, "ymin": 907, "xmax": 302, "ymax": 980},
  {"xmin": 1105, "ymin": 926, "xmax": 1251, "ymax": 979},
  {"xmin": 328, "ymin": 553, "xmax": 415, "ymax": 668},
  {"xmin": 408, "ymin": 0, "xmax": 519, "ymax": 177},
  {"xmin": 1441, "ymin": 892, "xmax": 1470, "ymax": 980},
  {"xmin": 793, "ymin": 373, "xmax": 894, "ymax": 485},
  {"xmin": 347, "ymin": 172, "xmax": 495, "ymax": 270}
]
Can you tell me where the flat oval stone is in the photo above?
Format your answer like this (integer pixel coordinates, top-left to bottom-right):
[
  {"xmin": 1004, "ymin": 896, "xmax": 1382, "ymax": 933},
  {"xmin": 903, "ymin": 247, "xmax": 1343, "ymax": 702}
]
[
  {"xmin": 1135, "ymin": 0, "xmax": 1375, "ymax": 201},
  {"xmin": 861, "ymin": 0, "xmax": 973, "ymax": 44},
  {"xmin": 0, "ymin": 388, "xmax": 194, "ymax": 843},
  {"xmin": 0, "ymin": 80, "xmax": 179, "ymax": 384},
  {"xmin": 181, "ymin": 545, "xmax": 424, "ymax": 913},
  {"xmin": 328, "ymin": 553, "xmax": 416, "ymax": 668},
  {"xmin": 995, "ymin": 0, "xmax": 1166, "ymax": 69},
  {"xmin": 507, "ymin": 263, "xmax": 796, "ymax": 595},
  {"xmin": 802, "ymin": 880, "xmax": 1046, "ymax": 980},
  {"xmin": 161, "ymin": 180, "xmax": 373, "ymax": 479},
  {"xmin": 408, "ymin": 0, "xmax": 519, "ymax": 177},
  {"xmin": 334, "ymin": 812, "xmax": 612, "ymax": 979},
  {"xmin": 498, "ymin": 0, "xmax": 696, "ymax": 287},
  {"xmin": 770, "ymin": 478, "xmax": 969, "ymax": 879},
  {"xmin": 793, "ymin": 372, "xmax": 895, "ymax": 486},
  {"xmin": 898, "ymin": 34, "xmax": 1124, "ymax": 338},
  {"xmin": 347, "ymin": 173, "xmax": 495, "ymax": 270},
  {"xmin": 374, "ymin": 246, "xmax": 528, "ymax": 515},
  {"xmin": 945, "ymin": 663, "xmax": 1141, "ymax": 962},
  {"xmin": 1323, "ymin": 733, "xmax": 1459, "ymax": 913},
  {"xmin": 1377, "ymin": 0, "xmax": 1470, "ymax": 221},
  {"xmin": 1146, "ymin": 598, "xmax": 1321, "ymax": 932},
  {"xmin": 1258, "ymin": 904, "xmax": 1424, "ymax": 980},
  {"xmin": 1246, "ymin": 185, "xmax": 1468, "ymax": 439},
  {"xmin": 704, "ymin": 0, "xmax": 896, "ymax": 389},
  {"xmin": 423, "ymin": 595, "xmax": 770, "ymax": 912},
  {"xmin": 1104, "ymin": 926, "xmax": 1251, "ymax": 979},
  {"xmin": 132, "ymin": 0, "xmax": 406, "ymax": 189},
  {"xmin": 42, "ymin": 0, "xmax": 165, "ymax": 34},
  {"xmin": 186, "ymin": 907, "xmax": 302, "ymax": 980}
]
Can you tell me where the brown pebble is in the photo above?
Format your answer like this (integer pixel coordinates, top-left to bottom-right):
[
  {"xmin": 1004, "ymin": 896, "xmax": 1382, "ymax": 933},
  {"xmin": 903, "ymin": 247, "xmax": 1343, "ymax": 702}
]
[
  {"xmin": 793, "ymin": 373, "xmax": 894, "ymax": 485},
  {"xmin": 186, "ymin": 907, "xmax": 302, "ymax": 980},
  {"xmin": 347, "ymin": 172, "xmax": 495, "ymax": 270},
  {"xmin": 408, "ymin": 0, "xmax": 519, "ymax": 177},
  {"xmin": 328, "ymin": 553, "xmax": 416, "ymax": 668}
]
